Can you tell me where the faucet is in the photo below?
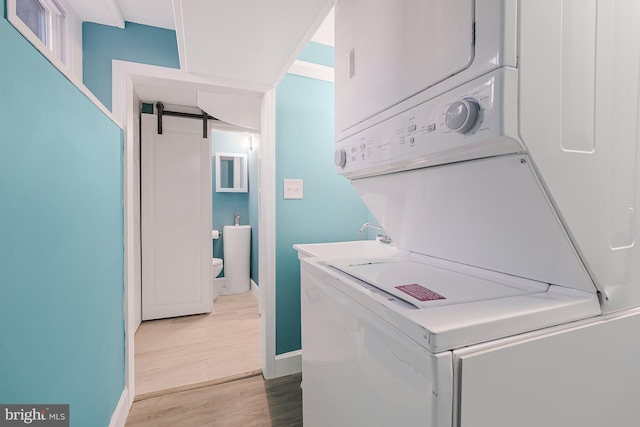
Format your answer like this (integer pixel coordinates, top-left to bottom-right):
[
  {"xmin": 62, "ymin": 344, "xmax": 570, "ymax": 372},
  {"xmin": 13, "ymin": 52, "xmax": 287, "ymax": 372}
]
[
  {"xmin": 359, "ymin": 223, "xmax": 392, "ymax": 244},
  {"xmin": 234, "ymin": 212, "xmax": 240, "ymax": 226}
]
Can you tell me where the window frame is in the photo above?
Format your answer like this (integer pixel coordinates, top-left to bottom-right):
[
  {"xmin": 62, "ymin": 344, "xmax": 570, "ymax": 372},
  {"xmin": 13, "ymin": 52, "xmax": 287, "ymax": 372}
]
[
  {"xmin": 6, "ymin": 0, "xmax": 121, "ymax": 127},
  {"xmin": 8, "ymin": 0, "xmax": 69, "ymax": 66}
]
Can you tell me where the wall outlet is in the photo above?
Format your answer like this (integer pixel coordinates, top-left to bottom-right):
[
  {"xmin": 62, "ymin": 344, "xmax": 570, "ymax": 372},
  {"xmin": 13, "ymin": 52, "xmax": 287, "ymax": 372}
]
[{"xmin": 284, "ymin": 179, "xmax": 304, "ymax": 199}]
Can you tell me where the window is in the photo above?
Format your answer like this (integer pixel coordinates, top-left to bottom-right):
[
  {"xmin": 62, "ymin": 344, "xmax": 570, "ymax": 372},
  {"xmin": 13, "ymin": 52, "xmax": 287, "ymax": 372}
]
[
  {"xmin": 9, "ymin": 0, "xmax": 67, "ymax": 65},
  {"xmin": 16, "ymin": 0, "xmax": 46, "ymax": 44}
]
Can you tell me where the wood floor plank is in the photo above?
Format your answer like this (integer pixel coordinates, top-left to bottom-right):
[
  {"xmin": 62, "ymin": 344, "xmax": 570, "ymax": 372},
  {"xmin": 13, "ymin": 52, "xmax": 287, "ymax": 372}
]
[
  {"xmin": 135, "ymin": 292, "xmax": 262, "ymax": 397},
  {"xmin": 125, "ymin": 373, "xmax": 303, "ymax": 427}
]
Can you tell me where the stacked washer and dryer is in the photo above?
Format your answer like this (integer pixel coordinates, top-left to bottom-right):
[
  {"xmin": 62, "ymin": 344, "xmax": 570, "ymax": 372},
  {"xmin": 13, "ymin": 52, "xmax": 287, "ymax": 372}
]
[{"xmin": 300, "ymin": 1, "xmax": 640, "ymax": 426}]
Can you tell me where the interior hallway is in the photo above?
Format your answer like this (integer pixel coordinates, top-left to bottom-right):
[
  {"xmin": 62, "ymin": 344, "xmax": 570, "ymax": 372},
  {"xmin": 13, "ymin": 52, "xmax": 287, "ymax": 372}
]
[{"xmin": 134, "ymin": 291, "xmax": 261, "ymax": 398}]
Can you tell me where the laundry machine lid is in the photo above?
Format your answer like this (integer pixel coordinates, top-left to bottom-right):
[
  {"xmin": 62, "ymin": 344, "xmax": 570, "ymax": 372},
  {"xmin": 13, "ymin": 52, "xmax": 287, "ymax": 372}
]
[
  {"xmin": 303, "ymin": 254, "xmax": 601, "ymax": 353},
  {"xmin": 329, "ymin": 258, "xmax": 548, "ymax": 309}
]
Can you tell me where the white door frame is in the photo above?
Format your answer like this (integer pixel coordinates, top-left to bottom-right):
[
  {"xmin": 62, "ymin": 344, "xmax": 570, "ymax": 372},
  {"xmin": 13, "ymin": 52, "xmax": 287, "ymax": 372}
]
[
  {"xmin": 112, "ymin": 60, "xmax": 275, "ymax": 409},
  {"xmin": 112, "ymin": 58, "xmax": 333, "ymax": 409}
]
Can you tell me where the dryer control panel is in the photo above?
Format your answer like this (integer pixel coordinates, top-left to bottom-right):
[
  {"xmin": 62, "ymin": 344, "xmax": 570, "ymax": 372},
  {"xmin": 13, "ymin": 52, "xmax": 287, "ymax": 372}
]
[{"xmin": 335, "ymin": 68, "xmax": 524, "ymax": 178}]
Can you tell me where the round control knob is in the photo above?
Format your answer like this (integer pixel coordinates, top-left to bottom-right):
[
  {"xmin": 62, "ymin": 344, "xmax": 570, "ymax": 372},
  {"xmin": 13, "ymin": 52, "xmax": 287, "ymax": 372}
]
[
  {"xmin": 445, "ymin": 99, "xmax": 479, "ymax": 133},
  {"xmin": 334, "ymin": 148, "xmax": 347, "ymax": 168}
]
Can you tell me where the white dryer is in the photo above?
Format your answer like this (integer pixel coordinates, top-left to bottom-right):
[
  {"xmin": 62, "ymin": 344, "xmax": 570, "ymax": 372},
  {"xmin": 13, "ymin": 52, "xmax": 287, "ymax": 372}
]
[{"xmin": 301, "ymin": 0, "xmax": 640, "ymax": 426}]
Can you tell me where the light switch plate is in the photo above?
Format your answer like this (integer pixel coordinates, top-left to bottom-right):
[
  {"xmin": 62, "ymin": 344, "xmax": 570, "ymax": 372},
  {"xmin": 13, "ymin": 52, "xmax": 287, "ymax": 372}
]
[{"xmin": 284, "ymin": 179, "xmax": 304, "ymax": 199}]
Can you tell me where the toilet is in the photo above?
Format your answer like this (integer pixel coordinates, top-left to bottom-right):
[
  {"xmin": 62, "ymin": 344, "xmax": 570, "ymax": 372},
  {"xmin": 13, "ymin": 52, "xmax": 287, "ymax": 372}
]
[
  {"xmin": 212, "ymin": 257, "xmax": 223, "ymax": 277},
  {"xmin": 212, "ymin": 257, "xmax": 223, "ymax": 300}
]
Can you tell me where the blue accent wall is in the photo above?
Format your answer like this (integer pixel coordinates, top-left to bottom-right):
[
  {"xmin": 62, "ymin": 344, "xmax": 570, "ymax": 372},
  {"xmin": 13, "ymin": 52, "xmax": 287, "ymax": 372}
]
[
  {"xmin": 298, "ymin": 41, "xmax": 335, "ymax": 67},
  {"xmin": 1, "ymin": 3, "xmax": 125, "ymax": 426},
  {"xmin": 83, "ymin": 21, "xmax": 180, "ymax": 110},
  {"xmin": 275, "ymin": 73, "xmax": 370, "ymax": 354}
]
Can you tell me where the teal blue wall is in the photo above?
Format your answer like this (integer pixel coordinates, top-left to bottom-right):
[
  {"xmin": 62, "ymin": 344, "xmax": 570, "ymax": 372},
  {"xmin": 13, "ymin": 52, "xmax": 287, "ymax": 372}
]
[
  {"xmin": 275, "ymin": 71, "xmax": 370, "ymax": 354},
  {"xmin": 298, "ymin": 41, "xmax": 334, "ymax": 67},
  {"xmin": 0, "ymin": 3, "xmax": 125, "ymax": 426},
  {"xmin": 83, "ymin": 22, "xmax": 180, "ymax": 110},
  {"xmin": 211, "ymin": 131, "xmax": 256, "ymax": 279}
]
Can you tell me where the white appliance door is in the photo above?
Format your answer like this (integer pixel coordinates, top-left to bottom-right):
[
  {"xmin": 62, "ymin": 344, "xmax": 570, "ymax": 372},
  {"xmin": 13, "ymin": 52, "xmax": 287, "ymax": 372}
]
[
  {"xmin": 455, "ymin": 311, "xmax": 640, "ymax": 427},
  {"xmin": 141, "ymin": 114, "xmax": 212, "ymax": 320},
  {"xmin": 301, "ymin": 269, "xmax": 453, "ymax": 427},
  {"xmin": 335, "ymin": 0, "xmax": 475, "ymax": 131}
]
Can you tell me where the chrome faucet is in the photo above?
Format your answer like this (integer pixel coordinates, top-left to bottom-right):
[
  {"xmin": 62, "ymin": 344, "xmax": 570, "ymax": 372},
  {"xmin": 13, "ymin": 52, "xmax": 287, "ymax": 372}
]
[
  {"xmin": 234, "ymin": 212, "xmax": 240, "ymax": 226},
  {"xmin": 359, "ymin": 223, "xmax": 392, "ymax": 244}
]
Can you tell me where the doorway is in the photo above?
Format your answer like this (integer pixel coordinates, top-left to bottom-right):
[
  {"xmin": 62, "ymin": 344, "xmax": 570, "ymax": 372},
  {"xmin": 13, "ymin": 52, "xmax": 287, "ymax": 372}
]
[
  {"xmin": 135, "ymin": 111, "xmax": 262, "ymax": 397},
  {"xmin": 133, "ymin": 104, "xmax": 262, "ymax": 397},
  {"xmin": 112, "ymin": 60, "xmax": 277, "ymax": 406}
]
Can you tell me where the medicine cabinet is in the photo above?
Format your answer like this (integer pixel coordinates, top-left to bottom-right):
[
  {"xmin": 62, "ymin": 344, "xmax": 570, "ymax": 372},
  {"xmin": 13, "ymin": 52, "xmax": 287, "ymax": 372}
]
[{"xmin": 215, "ymin": 152, "xmax": 248, "ymax": 192}]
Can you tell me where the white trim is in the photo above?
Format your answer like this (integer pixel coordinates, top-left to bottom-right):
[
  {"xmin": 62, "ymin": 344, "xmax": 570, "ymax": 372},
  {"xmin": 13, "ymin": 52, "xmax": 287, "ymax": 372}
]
[
  {"xmin": 6, "ymin": 0, "xmax": 121, "ymax": 127},
  {"xmin": 251, "ymin": 279, "xmax": 260, "ymax": 305},
  {"xmin": 111, "ymin": 61, "xmax": 270, "ymax": 125},
  {"xmin": 288, "ymin": 60, "xmax": 335, "ymax": 82},
  {"xmin": 64, "ymin": 0, "xmax": 83, "ymax": 81},
  {"xmin": 260, "ymin": 89, "xmax": 278, "ymax": 379},
  {"xmin": 103, "ymin": 0, "xmax": 125, "ymax": 29},
  {"xmin": 108, "ymin": 388, "xmax": 130, "ymax": 427},
  {"xmin": 272, "ymin": 0, "xmax": 336, "ymax": 87},
  {"xmin": 114, "ymin": 61, "xmax": 284, "ymax": 403},
  {"xmin": 275, "ymin": 350, "xmax": 302, "ymax": 377},
  {"xmin": 214, "ymin": 277, "xmax": 226, "ymax": 295},
  {"xmin": 172, "ymin": 0, "xmax": 188, "ymax": 71},
  {"xmin": 122, "ymin": 73, "xmax": 138, "ymax": 406}
]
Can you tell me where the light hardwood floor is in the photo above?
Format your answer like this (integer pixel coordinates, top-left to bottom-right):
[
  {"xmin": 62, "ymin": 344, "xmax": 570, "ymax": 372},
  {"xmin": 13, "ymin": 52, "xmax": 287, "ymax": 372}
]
[
  {"xmin": 125, "ymin": 373, "xmax": 303, "ymax": 427},
  {"xmin": 135, "ymin": 291, "xmax": 261, "ymax": 398}
]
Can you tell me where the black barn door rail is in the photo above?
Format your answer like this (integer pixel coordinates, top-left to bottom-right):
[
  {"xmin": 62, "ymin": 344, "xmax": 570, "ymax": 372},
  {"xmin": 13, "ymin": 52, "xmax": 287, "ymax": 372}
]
[{"xmin": 156, "ymin": 102, "xmax": 219, "ymax": 138}]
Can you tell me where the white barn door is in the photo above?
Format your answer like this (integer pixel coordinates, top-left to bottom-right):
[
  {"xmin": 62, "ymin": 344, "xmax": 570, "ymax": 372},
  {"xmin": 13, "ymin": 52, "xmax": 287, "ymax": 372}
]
[{"xmin": 141, "ymin": 114, "xmax": 212, "ymax": 320}]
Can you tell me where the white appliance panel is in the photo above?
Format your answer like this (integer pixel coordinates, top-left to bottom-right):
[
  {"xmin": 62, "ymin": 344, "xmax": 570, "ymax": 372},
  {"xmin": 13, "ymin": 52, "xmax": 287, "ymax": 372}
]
[
  {"xmin": 301, "ymin": 268, "xmax": 453, "ymax": 427},
  {"xmin": 335, "ymin": 0, "xmax": 518, "ymax": 139},
  {"xmin": 455, "ymin": 309, "xmax": 640, "ymax": 427},
  {"xmin": 335, "ymin": 69, "xmax": 523, "ymax": 177},
  {"xmin": 519, "ymin": 0, "xmax": 640, "ymax": 313},
  {"xmin": 335, "ymin": 0, "xmax": 474, "ymax": 132},
  {"xmin": 352, "ymin": 155, "xmax": 596, "ymax": 294}
]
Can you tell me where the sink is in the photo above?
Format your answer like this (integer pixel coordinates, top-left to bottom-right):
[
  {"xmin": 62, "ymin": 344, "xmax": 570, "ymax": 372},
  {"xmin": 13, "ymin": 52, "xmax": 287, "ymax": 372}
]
[
  {"xmin": 293, "ymin": 240, "xmax": 402, "ymax": 259},
  {"xmin": 223, "ymin": 225, "xmax": 251, "ymax": 293}
]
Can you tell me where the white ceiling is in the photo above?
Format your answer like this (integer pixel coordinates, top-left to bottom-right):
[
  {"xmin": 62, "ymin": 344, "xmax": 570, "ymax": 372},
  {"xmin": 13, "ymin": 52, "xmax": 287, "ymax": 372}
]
[
  {"xmin": 66, "ymin": 0, "xmax": 334, "ymax": 46},
  {"xmin": 70, "ymin": 0, "xmax": 335, "ymax": 127},
  {"xmin": 174, "ymin": 0, "xmax": 334, "ymax": 85},
  {"xmin": 64, "ymin": 0, "xmax": 174, "ymax": 29}
]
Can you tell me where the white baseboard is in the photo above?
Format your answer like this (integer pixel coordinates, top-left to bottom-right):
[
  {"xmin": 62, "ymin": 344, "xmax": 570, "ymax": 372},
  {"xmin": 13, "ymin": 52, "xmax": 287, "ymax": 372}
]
[
  {"xmin": 213, "ymin": 277, "xmax": 226, "ymax": 295},
  {"xmin": 251, "ymin": 279, "xmax": 259, "ymax": 299},
  {"xmin": 108, "ymin": 387, "xmax": 130, "ymax": 427},
  {"xmin": 251, "ymin": 279, "xmax": 263, "ymax": 317},
  {"xmin": 274, "ymin": 350, "xmax": 302, "ymax": 377}
]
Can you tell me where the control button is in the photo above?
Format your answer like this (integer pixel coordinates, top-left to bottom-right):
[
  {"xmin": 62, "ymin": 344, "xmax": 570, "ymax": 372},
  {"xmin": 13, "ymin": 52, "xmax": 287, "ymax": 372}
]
[
  {"xmin": 360, "ymin": 144, "xmax": 366, "ymax": 149},
  {"xmin": 409, "ymin": 137, "xmax": 415, "ymax": 144},
  {"xmin": 407, "ymin": 124, "xmax": 417, "ymax": 132},
  {"xmin": 445, "ymin": 99, "xmax": 479, "ymax": 133},
  {"xmin": 334, "ymin": 148, "xmax": 347, "ymax": 168},
  {"xmin": 427, "ymin": 123, "xmax": 436, "ymax": 132}
]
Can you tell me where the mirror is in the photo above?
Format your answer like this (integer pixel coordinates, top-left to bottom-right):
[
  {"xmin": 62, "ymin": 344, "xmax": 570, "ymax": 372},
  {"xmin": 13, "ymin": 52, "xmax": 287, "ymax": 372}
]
[{"xmin": 216, "ymin": 152, "xmax": 248, "ymax": 192}]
